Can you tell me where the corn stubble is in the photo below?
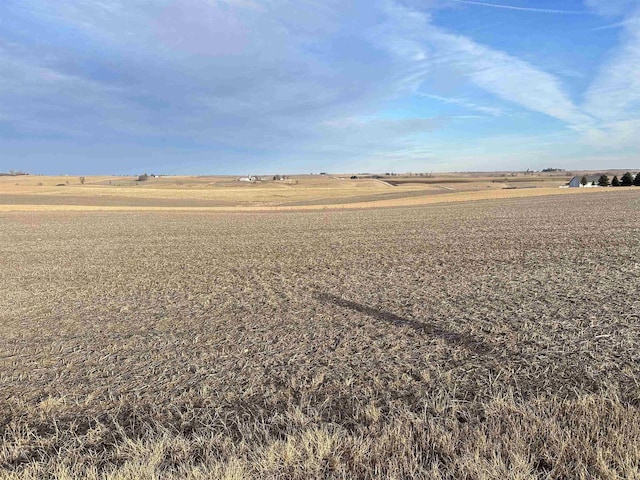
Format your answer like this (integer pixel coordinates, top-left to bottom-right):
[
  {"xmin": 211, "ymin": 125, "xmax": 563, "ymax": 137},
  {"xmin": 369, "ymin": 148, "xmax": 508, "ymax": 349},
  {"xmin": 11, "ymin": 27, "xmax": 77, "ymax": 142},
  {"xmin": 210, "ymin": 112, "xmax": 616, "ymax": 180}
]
[{"xmin": 1, "ymin": 192, "xmax": 639, "ymax": 479}]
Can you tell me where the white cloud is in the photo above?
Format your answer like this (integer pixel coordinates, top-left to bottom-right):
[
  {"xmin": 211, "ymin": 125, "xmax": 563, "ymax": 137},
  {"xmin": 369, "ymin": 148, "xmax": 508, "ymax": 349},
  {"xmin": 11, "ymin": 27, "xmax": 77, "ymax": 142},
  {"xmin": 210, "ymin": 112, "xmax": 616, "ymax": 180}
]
[
  {"xmin": 582, "ymin": 119, "xmax": 640, "ymax": 148},
  {"xmin": 2, "ymin": 0, "xmax": 638, "ymax": 173},
  {"xmin": 583, "ymin": 9, "xmax": 640, "ymax": 120},
  {"xmin": 584, "ymin": 0, "xmax": 639, "ymax": 17},
  {"xmin": 380, "ymin": 1, "xmax": 592, "ymax": 125},
  {"xmin": 581, "ymin": 5, "xmax": 640, "ymax": 147},
  {"xmin": 418, "ymin": 93, "xmax": 506, "ymax": 116},
  {"xmin": 387, "ymin": 0, "xmax": 640, "ymax": 151}
]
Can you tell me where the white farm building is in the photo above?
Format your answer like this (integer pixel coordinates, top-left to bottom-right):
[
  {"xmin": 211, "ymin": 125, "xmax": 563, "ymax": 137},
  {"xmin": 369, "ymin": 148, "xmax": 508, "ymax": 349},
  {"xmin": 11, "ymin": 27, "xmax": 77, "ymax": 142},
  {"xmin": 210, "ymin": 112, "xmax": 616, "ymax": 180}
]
[{"xmin": 567, "ymin": 175, "xmax": 601, "ymax": 188}]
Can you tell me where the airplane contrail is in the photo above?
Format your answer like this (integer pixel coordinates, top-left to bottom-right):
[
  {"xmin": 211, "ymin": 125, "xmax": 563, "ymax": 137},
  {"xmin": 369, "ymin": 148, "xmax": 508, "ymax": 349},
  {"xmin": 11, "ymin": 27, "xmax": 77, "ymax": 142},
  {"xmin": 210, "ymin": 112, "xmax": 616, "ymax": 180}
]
[
  {"xmin": 448, "ymin": 0, "xmax": 593, "ymax": 15},
  {"xmin": 591, "ymin": 18, "xmax": 634, "ymax": 31}
]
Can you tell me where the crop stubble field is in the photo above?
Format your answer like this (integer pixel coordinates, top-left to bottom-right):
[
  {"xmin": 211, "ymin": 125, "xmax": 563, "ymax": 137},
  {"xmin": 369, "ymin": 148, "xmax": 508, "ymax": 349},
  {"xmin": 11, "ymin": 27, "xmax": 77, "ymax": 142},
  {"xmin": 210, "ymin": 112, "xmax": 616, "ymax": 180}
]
[
  {"xmin": 1, "ymin": 190, "xmax": 640, "ymax": 478},
  {"xmin": 0, "ymin": 173, "xmax": 578, "ymax": 211}
]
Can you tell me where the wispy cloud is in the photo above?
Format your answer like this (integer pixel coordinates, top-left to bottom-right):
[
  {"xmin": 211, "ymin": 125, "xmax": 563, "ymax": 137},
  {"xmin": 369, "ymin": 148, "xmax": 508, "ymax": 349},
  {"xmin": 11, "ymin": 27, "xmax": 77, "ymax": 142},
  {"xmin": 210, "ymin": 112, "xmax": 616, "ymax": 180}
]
[
  {"xmin": 1, "ymin": 0, "xmax": 638, "ymax": 173},
  {"xmin": 381, "ymin": 1, "xmax": 592, "ymax": 126},
  {"xmin": 418, "ymin": 93, "xmax": 506, "ymax": 116},
  {"xmin": 583, "ymin": 0, "xmax": 638, "ymax": 17},
  {"xmin": 582, "ymin": 6, "xmax": 640, "ymax": 146}
]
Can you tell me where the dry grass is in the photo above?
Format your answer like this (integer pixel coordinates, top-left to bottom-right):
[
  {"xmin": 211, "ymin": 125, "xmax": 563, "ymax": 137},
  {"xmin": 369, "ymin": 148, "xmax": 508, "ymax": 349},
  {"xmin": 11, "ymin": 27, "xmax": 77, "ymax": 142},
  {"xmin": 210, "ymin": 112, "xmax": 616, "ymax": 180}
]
[
  {"xmin": 0, "ymin": 173, "xmax": 578, "ymax": 211},
  {"xmin": 0, "ymin": 175, "xmax": 427, "ymax": 207},
  {"xmin": 1, "ymin": 191, "xmax": 640, "ymax": 478},
  {"xmin": 0, "ymin": 180, "xmax": 631, "ymax": 213}
]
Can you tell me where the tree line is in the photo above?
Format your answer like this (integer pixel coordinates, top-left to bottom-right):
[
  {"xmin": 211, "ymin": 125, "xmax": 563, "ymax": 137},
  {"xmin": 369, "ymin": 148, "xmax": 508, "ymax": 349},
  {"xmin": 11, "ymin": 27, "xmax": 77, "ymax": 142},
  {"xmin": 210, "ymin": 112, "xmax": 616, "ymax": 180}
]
[{"xmin": 582, "ymin": 172, "xmax": 640, "ymax": 187}]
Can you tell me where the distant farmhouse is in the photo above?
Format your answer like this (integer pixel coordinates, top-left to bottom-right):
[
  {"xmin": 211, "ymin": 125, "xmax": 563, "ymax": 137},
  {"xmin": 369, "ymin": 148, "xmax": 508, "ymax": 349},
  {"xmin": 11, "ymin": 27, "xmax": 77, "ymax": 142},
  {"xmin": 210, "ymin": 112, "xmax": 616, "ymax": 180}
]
[
  {"xmin": 239, "ymin": 175, "xmax": 258, "ymax": 183},
  {"xmin": 566, "ymin": 175, "xmax": 601, "ymax": 188}
]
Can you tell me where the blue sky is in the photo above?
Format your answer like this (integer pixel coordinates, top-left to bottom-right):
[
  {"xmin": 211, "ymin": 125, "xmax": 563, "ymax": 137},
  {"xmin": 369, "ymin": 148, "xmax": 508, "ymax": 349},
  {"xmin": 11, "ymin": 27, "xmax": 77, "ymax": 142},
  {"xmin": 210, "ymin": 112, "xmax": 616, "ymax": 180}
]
[{"xmin": 1, "ymin": 0, "xmax": 639, "ymax": 174}]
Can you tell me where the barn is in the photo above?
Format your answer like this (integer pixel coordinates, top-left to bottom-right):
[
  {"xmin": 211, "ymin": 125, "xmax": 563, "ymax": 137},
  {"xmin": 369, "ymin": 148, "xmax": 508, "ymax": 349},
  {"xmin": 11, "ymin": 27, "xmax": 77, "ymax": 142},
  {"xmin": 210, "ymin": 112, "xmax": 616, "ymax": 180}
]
[{"xmin": 567, "ymin": 175, "xmax": 601, "ymax": 187}]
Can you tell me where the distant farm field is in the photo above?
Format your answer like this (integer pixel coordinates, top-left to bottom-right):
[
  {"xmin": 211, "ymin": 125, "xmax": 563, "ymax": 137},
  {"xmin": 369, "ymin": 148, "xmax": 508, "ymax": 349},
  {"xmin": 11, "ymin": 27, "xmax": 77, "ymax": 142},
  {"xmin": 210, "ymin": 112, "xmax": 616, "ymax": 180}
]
[
  {"xmin": 1, "ymin": 191, "xmax": 640, "ymax": 479},
  {"xmin": 0, "ymin": 172, "xmax": 592, "ymax": 211}
]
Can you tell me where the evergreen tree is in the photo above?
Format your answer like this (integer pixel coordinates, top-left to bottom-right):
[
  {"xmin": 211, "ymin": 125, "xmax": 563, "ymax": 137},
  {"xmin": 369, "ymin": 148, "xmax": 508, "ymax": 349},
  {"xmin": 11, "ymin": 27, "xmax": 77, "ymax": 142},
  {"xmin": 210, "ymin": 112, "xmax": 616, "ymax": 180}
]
[
  {"xmin": 598, "ymin": 175, "xmax": 610, "ymax": 187},
  {"xmin": 580, "ymin": 175, "xmax": 588, "ymax": 186},
  {"xmin": 621, "ymin": 172, "xmax": 634, "ymax": 186},
  {"xmin": 612, "ymin": 175, "xmax": 620, "ymax": 187},
  {"xmin": 634, "ymin": 172, "xmax": 640, "ymax": 187}
]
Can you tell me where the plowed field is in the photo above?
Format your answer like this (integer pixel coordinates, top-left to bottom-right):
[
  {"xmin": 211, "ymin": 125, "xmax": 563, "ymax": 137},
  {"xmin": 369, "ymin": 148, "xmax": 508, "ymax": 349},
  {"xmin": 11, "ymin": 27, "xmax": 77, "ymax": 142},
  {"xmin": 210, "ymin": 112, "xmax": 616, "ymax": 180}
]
[{"xmin": 1, "ymin": 191, "xmax": 639, "ymax": 479}]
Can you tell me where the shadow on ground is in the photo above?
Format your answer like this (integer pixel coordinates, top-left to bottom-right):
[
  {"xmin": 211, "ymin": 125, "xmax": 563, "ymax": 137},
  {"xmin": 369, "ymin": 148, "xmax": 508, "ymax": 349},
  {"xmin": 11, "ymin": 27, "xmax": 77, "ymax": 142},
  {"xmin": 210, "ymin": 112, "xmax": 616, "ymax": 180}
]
[
  {"xmin": 313, "ymin": 292, "xmax": 620, "ymax": 401},
  {"xmin": 315, "ymin": 292, "xmax": 491, "ymax": 355}
]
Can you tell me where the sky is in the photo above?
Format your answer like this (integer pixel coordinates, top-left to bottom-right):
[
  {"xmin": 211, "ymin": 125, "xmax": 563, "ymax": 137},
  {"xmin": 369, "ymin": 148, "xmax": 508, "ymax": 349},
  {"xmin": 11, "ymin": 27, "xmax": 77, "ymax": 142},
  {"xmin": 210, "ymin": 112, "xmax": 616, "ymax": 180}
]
[{"xmin": 1, "ymin": 0, "xmax": 639, "ymax": 175}]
